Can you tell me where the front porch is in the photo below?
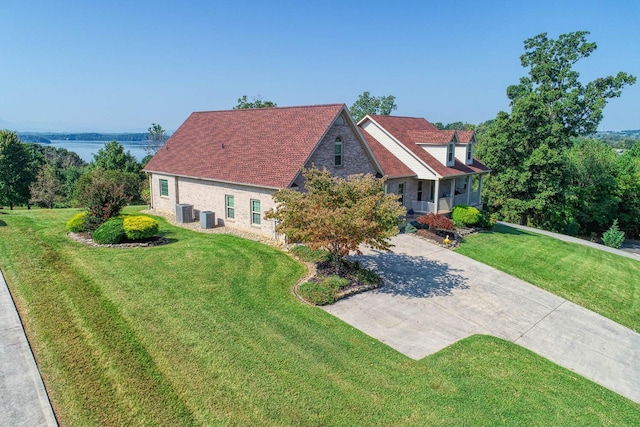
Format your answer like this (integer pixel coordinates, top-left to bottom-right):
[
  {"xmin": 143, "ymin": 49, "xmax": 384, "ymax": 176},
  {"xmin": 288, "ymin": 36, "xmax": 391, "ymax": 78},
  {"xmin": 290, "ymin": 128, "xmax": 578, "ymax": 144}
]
[{"xmin": 410, "ymin": 175, "xmax": 483, "ymax": 214}]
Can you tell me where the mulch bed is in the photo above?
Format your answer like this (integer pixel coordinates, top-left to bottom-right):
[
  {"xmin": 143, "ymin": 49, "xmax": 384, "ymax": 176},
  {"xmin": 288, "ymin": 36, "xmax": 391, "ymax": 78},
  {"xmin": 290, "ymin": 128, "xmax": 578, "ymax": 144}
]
[
  {"xmin": 68, "ymin": 232, "xmax": 169, "ymax": 248},
  {"xmin": 412, "ymin": 226, "xmax": 481, "ymax": 249},
  {"xmin": 310, "ymin": 260, "xmax": 382, "ymax": 300}
]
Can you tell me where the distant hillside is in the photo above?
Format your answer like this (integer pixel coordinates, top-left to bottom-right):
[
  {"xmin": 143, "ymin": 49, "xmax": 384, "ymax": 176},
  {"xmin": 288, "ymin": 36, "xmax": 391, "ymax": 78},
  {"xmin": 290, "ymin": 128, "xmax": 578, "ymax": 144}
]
[
  {"xmin": 18, "ymin": 132, "xmax": 148, "ymax": 144},
  {"xmin": 593, "ymin": 130, "xmax": 640, "ymax": 149}
]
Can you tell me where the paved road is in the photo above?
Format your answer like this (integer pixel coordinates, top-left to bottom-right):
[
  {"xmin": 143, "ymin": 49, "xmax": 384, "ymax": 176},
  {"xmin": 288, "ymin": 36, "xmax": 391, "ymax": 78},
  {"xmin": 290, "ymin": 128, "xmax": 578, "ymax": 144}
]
[
  {"xmin": 0, "ymin": 270, "xmax": 58, "ymax": 426},
  {"xmin": 323, "ymin": 234, "xmax": 640, "ymax": 403}
]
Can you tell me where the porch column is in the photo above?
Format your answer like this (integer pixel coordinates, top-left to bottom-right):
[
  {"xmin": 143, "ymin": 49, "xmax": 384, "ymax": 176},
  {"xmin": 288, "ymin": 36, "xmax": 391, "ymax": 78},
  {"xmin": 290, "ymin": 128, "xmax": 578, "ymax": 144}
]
[
  {"xmin": 466, "ymin": 175, "xmax": 471, "ymax": 205},
  {"xmin": 433, "ymin": 180, "xmax": 440, "ymax": 213},
  {"xmin": 478, "ymin": 174, "xmax": 484, "ymax": 208},
  {"xmin": 449, "ymin": 179, "xmax": 455, "ymax": 210}
]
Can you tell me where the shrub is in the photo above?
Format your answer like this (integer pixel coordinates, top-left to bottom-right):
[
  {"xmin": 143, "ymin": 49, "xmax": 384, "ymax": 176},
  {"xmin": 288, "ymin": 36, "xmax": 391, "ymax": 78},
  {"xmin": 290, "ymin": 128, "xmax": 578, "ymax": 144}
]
[
  {"xmin": 417, "ymin": 213, "xmax": 454, "ymax": 231},
  {"xmin": 75, "ymin": 169, "xmax": 135, "ymax": 231},
  {"xmin": 123, "ymin": 215, "xmax": 159, "ymax": 240},
  {"xmin": 92, "ymin": 218, "xmax": 125, "ymax": 245},
  {"xmin": 298, "ymin": 275, "xmax": 348, "ymax": 305},
  {"xmin": 451, "ymin": 205, "xmax": 482, "ymax": 227},
  {"xmin": 477, "ymin": 210, "xmax": 496, "ymax": 229},
  {"xmin": 290, "ymin": 245, "xmax": 331, "ymax": 262},
  {"xmin": 66, "ymin": 211, "xmax": 88, "ymax": 232},
  {"xmin": 602, "ymin": 219, "xmax": 625, "ymax": 249},
  {"xmin": 404, "ymin": 222, "xmax": 418, "ymax": 234},
  {"xmin": 350, "ymin": 261, "xmax": 381, "ymax": 285}
]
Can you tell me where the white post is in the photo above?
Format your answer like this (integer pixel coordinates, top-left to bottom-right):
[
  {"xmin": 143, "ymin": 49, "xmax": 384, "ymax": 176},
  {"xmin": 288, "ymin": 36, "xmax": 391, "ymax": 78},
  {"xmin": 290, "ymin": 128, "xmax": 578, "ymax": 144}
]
[
  {"xmin": 434, "ymin": 180, "xmax": 440, "ymax": 213},
  {"xmin": 466, "ymin": 175, "xmax": 471, "ymax": 205},
  {"xmin": 449, "ymin": 179, "xmax": 455, "ymax": 210}
]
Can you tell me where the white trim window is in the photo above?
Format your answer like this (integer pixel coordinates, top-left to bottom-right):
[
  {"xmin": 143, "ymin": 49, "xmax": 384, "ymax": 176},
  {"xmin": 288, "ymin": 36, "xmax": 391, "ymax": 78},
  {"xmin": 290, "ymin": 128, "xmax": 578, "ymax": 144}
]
[
  {"xmin": 334, "ymin": 137, "xmax": 343, "ymax": 167},
  {"xmin": 466, "ymin": 143, "xmax": 473, "ymax": 162},
  {"xmin": 225, "ymin": 195, "xmax": 234, "ymax": 219},
  {"xmin": 447, "ymin": 142, "xmax": 455, "ymax": 165},
  {"xmin": 251, "ymin": 199, "xmax": 261, "ymax": 225},
  {"xmin": 398, "ymin": 182, "xmax": 405, "ymax": 205},
  {"xmin": 159, "ymin": 179, "xmax": 169, "ymax": 197}
]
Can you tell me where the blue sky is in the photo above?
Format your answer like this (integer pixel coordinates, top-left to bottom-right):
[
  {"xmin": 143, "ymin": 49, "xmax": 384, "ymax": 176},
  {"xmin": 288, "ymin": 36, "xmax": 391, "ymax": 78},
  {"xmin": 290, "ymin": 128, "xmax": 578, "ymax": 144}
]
[{"xmin": 1, "ymin": 0, "xmax": 638, "ymax": 132}]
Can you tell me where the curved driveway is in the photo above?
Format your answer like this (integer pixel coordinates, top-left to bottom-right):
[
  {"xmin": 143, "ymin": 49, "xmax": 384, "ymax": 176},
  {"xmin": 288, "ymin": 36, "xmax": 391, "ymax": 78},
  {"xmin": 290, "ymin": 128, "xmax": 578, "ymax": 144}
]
[{"xmin": 323, "ymin": 234, "xmax": 640, "ymax": 403}]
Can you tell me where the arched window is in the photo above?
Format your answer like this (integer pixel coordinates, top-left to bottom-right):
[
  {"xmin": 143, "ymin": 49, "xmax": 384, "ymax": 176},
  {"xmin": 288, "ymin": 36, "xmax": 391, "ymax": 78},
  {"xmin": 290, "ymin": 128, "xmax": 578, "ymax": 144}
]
[{"xmin": 334, "ymin": 137, "xmax": 343, "ymax": 167}]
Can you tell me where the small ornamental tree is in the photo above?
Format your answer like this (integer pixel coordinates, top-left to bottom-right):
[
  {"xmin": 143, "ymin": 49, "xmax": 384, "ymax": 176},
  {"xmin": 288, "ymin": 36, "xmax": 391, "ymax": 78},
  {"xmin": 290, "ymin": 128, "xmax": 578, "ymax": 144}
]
[
  {"xmin": 265, "ymin": 167, "xmax": 405, "ymax": 273},
  {"xmin": 74, "ymin": 169, "xmax": 133, "ymax": 231},
  {"xmin": 601, "ymin": 219, "xmax": 625, "ymax": 249},
  {"xmin": 417, "ymin": 213, "xmax": 454, "ymax": 231}
]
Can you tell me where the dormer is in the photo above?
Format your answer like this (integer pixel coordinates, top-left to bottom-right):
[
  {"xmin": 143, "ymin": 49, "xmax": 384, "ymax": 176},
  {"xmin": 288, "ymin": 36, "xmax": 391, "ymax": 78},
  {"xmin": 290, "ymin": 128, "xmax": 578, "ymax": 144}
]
[
  {"xmin": 409, "ymin": 130, "xmax": 458, "ymax": 167},
  {"xmin": 454, "ymin": 131, "xmax": 477, "ymax": 165}
]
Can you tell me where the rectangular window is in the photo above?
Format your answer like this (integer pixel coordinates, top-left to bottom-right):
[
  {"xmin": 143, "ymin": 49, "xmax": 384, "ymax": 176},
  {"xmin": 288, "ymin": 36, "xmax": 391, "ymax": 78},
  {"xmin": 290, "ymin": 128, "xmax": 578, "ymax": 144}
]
[
  {"xmin": 383, "ymin": 183, "xmax": 389, "ymax": 195},
  {"xmin": 417, "ymin": 181, "xmax": 423, "ymax": 202},
  {"xmin": 159, "ymin": 179, "xmax": 168, "ymax": 197},
  {"xmin": 398, "ymin": 182, "xmax": 404, "ymax": 205},
  {"xmin": 225, "ymin": 195, "xmax": 234, "ymax": 219},
  {"xmin": 251, "ymin": 199, "xmax": 261, "ymax": 225},
  {"xmin": 467, "ymin": 144, "xmax": 472, "ymax": 161},
  {"xmin": 447, "ymin": 143, "xmax": 454, "ymax": 163},
  {"xmin": 334, "ymin": 139, "xmax": 343, "ymax": 167}
]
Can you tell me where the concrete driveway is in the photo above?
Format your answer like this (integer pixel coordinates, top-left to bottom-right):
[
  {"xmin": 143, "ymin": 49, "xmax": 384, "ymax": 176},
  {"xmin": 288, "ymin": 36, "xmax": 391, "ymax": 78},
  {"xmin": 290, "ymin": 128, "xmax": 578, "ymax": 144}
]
[{"xmin": 323, "ymin": 234, "xmax": 640, "ymax": 403}]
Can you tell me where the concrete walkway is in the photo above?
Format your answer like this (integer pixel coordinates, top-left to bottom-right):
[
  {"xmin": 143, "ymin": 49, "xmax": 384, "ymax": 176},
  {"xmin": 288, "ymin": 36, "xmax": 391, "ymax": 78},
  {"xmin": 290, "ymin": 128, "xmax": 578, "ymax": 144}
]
[
  {"xmin": 0, "ymin": 270, "xmax": 58, "ymax": 426},
  {"xmin": 498, "ymin": 221, "xmax": 640, "ymax": 261},
  {"xmin": 324, "ymin": 234, "xmax": 640, "ymax": 403}
]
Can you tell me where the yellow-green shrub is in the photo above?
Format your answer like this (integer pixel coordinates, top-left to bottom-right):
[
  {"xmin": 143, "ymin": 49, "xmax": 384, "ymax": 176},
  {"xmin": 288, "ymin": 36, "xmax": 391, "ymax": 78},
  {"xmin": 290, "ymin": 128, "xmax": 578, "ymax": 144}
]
[
  {"xmin": 123, "ymin": 216, "xmax": 159, "ymax": 240},
  {"xmin": 66, "ymin": 212, "xmax": 88, "ymax": 232}
]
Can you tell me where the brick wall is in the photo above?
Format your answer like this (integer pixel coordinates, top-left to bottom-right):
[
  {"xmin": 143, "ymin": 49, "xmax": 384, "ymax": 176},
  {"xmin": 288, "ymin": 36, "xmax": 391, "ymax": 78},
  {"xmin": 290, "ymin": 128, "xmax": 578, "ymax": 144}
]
[
  {"xmin": 150, "ymin": 173, "xmax": 279, "ymax": 238},
  {"xmin": 304, "ymin": 114, "xmax": 378, "ymax": 178}
]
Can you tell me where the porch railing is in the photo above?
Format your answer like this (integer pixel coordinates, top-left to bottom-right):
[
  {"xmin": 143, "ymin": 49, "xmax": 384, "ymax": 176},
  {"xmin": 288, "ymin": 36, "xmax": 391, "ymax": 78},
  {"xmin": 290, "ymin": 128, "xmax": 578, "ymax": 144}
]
[{"xmin": 411, "ymin": 200, "xmax": 434, "ymax": 214}]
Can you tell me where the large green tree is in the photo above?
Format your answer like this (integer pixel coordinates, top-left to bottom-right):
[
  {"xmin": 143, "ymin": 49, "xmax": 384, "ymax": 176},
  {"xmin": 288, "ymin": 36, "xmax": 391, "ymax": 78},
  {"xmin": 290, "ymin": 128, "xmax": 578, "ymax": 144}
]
[
  {"xmin": 233, "ymin": 95, "xmax": 277, "ymax": 109},
  {"xmin": 349, "ymin": 91, "xmax": 397, "ymax": 122},
  {"xmin": 477, "ymin": 31, "xmax": 635, "ymax": 228},
  {"xmin": 0, "ymin": 130, "xmax": 36, "ymax": 209},
  {"xmin": 265, "ymin": 167, "xmax": 405, "ymax": 273},
  {"xmin": 91, "ymin": 140, "xmax": 140, "ymax": 174}
]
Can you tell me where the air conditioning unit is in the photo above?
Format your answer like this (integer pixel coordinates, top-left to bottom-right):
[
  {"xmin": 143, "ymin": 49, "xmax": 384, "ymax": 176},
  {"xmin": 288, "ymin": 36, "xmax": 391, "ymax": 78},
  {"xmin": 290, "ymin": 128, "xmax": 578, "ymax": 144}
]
[
  {"xmin": 200, "ymin": 211, "xmax": 215, "ymax": 229},
  {"xmin": 175, "ymin": 204, "xmax": 193, "ymax": 223}
]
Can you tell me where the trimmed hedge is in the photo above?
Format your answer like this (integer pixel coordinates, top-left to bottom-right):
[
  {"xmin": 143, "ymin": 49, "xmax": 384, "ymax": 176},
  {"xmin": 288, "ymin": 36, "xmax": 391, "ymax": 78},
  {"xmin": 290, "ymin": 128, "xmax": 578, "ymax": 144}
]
[
  {"xmin": 123, "ymin": 216, "xmax": 159, "ymax": 240},
  {"xmin": 93, "ymin": 218, "xmax": 126, "ymax": 245},
  {"xmin": 452, "ymin": 205, "xmax": 482, "ymax": 227},
  {"xmin": 66, "ymin": 212, "xmax": 88, "ymax": 232}
]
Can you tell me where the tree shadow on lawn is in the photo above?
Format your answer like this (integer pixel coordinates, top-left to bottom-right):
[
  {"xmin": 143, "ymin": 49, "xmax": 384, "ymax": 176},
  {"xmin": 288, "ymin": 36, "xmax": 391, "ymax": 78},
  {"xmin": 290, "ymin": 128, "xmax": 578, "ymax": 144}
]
[
  {"xmin": 351, "ymin": 251, "xmax": 469, "ymax": 299},
  {"xmin": 492, "ymin": 223, "xmax": 539, "ymax": 236},
  {"xmin": 0, "ymin": 219, "xmax": 6, "ymax": 226}
]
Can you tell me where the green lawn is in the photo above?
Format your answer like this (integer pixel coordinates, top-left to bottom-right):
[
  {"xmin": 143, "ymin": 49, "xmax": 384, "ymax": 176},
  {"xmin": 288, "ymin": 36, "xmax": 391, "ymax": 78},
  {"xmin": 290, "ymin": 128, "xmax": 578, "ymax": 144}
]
[
  {"xmin": 0, "ymin": 208, "xmax": 638, "ymax": 425},
  {"xmin": 457, "ymin": 223, "xmax": 640, "ymax": 332}
]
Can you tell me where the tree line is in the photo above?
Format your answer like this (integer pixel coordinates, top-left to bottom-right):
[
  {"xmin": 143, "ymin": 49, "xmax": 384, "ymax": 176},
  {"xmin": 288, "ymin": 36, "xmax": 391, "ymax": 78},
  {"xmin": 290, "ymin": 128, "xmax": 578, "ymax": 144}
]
[{"xmin": 0, "ymin": 124, "xmax": 167, "ymax": 210}]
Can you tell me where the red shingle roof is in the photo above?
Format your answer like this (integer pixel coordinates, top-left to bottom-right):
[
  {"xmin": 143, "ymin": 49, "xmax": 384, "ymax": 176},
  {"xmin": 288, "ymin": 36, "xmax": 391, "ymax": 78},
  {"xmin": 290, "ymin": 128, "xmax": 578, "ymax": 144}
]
[
  {"xmin": 144, "ymin": 104, "xmax": 345, "ymax": 188},
  {"xmin": 359, "ymin": 128, "xmax": 414, "ymax": 178},
  {"xmin": 363, "ymin": 115, "xmax": 489, "ymax": 177},
  {"xmin": 456, "ymin": 130, "xmax": 475, "ymax": 143},
  {"xmin": 407, "ymin": 129, "xmax": 456, "ymax": 144}
]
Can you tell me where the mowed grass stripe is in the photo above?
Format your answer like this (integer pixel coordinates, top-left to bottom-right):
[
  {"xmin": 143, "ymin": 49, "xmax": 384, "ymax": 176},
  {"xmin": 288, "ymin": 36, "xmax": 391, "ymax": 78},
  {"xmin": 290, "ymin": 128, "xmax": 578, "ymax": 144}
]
[
  {"xmin": 0, "ymin": 210, "xmax": 196, "ymax": 426},
  {"xmin": 0, "ymin": 208, "xmax": 638, "ymax": 425},
  {"xmin": 456, "ymin": 223, "xmax": 640, "ymax": 331}
]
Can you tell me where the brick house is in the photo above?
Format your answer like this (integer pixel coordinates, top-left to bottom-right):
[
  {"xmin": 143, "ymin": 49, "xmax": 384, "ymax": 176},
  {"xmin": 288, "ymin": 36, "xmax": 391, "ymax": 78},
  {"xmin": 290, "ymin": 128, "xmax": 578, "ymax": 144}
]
[
  {"xmin": 359, "ymin": 115, "xmax": 489, "ymax": 215},
  {"xmin": 143, "ymin": 104, "xmax": 382, "ymax": 238},
  {"xmin": 144, "ymin": 105, "xmax": 489, "ymax": 238}
]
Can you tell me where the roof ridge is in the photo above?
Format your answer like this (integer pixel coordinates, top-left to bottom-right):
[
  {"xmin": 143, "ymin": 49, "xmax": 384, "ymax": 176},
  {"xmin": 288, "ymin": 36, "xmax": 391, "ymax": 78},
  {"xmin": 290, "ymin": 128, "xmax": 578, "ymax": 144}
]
[{"xmin": 192, "ymin": 103, "xmax": 345, "ymax": 114}]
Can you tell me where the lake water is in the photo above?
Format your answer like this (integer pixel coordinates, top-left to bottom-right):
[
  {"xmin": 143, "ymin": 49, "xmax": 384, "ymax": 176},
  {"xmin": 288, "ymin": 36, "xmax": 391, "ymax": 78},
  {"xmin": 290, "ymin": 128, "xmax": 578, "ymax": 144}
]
[{"xmin": 42, "ymin": 140, "xmax": 148, "ymax": 163}]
